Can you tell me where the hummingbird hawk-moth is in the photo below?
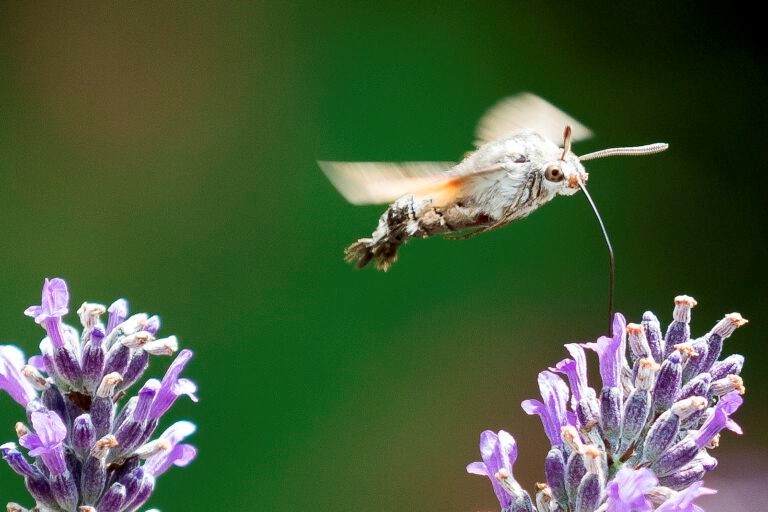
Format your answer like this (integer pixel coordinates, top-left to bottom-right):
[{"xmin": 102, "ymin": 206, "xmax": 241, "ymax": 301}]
[{"xmin": 320, "ymin": 93, "xmax": 668, "ymax": 271}]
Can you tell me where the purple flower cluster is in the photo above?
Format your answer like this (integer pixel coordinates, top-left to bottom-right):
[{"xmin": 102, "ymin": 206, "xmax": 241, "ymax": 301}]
[
  {"xmin": 467, "ymin": 296, "xmax": 747, "ymax": 512},
  {"xmin": 1, "ymin": 278, "xmax": 198, "ymax": 512}
]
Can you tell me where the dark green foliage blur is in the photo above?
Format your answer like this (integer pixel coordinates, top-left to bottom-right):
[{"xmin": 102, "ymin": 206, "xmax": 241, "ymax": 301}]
[{"xmin": 1, "ymin": 2, "xmax": 766, "ymax": 510}]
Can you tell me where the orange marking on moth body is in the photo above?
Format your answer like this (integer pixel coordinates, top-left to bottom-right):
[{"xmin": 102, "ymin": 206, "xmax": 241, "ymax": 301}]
[{"xmin": 413, "ymin": 177, "xmax": 466, "ymax": 206}]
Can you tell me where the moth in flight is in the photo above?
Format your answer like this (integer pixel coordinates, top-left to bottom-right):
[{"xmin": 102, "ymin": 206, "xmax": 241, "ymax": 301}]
[{"xmin": 320, "ymin": 93, "xmax": 667, "ymax": 271}]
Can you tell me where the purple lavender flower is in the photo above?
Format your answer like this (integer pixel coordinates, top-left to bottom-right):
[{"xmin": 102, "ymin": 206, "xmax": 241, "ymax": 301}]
[
  {"xmin": 521, "ymin": 371, "xmax": 573, "ymax": 447},
  {"xmin": 654, "ymin": 481, "xmax": 716, "ymax": 512},
  {"xmin": 467, "ymin": 430, "xmax": 532, "ymax": 511},
  {"xmin": 0, "ymin": 346, "xmax": 37, "ymax": 407},
  {"xmin": 1, "ymin": 278, "xmax": 198, "ymax": 511},
  {"xmin": 467, "ymin": 296, "xmax": 746, "ymax": 512},
  {"xmin": 19, "ymin": 411, "xmax": 68, "ymax": 476},
  {"xmin": 605, "ymin": 467, "xmax": 657, "ymax": 512}
]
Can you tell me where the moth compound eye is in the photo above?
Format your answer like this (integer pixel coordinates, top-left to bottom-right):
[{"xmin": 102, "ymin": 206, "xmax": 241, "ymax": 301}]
[
  {"xmin": 544, "ymin": 165, "xmax": 564, "ymax": 182},
  {"xmin": 514, "ymin": 155, "xmax": 528, "ymax": 163}
]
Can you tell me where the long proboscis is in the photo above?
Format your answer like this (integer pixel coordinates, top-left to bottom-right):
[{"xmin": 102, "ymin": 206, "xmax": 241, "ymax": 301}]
[
  {"xmin": 579, "ymin": 181, "xmax": 615, "ymax": 335},
  {"xmin": 579, "ymin": 143, "xmax": 669, "ymax": 161}
]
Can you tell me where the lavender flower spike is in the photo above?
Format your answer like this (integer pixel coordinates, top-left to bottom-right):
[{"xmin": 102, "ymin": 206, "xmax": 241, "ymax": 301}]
[
  {"xmin": 1, "ymin": 278, "xmax": 198, "ymax": 511},
  {"xmin": 467, "ymin": 296, "xmax": 747, "ymax": 512}
]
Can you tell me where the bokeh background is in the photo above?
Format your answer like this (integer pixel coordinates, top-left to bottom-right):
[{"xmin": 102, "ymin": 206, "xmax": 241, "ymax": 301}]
[{"xmin": 1, "ymin": 2, "xmax": 766, "ymax": 510}]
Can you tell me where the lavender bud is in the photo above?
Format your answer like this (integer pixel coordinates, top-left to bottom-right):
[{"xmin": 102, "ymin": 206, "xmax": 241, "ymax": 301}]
[
  {"xmin": 91, "ymin": 373, "xmax": 122, "ymax": 437},
  {"xmin": 619, "ymin": 360, "xmax": 657, "ymax": 452},
  {"xmin": 105, "ymin": 455, "xmax": 139, "ymax": 490},
  {"xmin": 53, "ymin": 345, "xmax": 82, "ymax": 387},
  {"xmin": 627, "ymin": 323, "xmax": 652, "ymax": 362},
  {"xmin": 96, "ymin": 372, "xmax": 123, "ymax": 399},
  {"xmin": 657, "ymin": 459, "xmax": 705, "ymax": 491},
  {"xmin": 119, "ymin": 350, "xmax": 150, "ymax": 392},
  {"xmin": 67, "ymin": 449, "xmax": 82, "ymax": 489},
  {"xmin": 709, "ymin": 313, "xmax": 748, "ymax": 339},
  {"xmin": 635, "ymin": 359, "xmax": 658, "ymax": 391},
  {"xmin": 90, "ymin": 399, "xmax": 114, "ymax": 439},
  {"xmin": 81, "ymin": 435, "xmax": 118, "ymax": 505},
  {"xmin": 78, "ymin": 302, "xmax": 106, "ymax": 330},
  {"xmin": 81, "ymin": 326, "xmax": 106, "ymax": 393},
  {"xmin": 561, "ymin": 426, "xmax": 585, "ymax": 454},
  {"xmin": 701, "ymin": 336, "xmax": 723, "ymax": 377},
  {"xmin": 510, "ymin": 493, "xmax": 535, "ymax": 512},
  {"xmin": 111, "ymin": 422, "xmax": 144, "ymax": 460},
  {"xmin": 651, "ymin": 437, "xmax": 699, "ymax": 477},
  {"xmin": 106, "ymin": 299, "xmax": 129, "ymax": 336},
  {"xmin": 25, "ymin": 473, "xmax": 58, "ymax": 509},
  {"xmin": 545, "ymin": 447, "xmax": 567, "ymax": 506},
  {"xmin": 653, "ymin": 352, "xmax": 682, "ymax": 412},
  {"xmin": 50, "ymin": 471, "xmax": 79, "ymax": 511},
  {"xmin": 1, "ymin": 444, "xmax": 40, "ymax": 479},
  {"xmin": 574, "ymin": 447, "xmax": 603, "ymax": 512},
  {"xmin": 113, "ymin": 382, "xmax": 158, "ymax": 457},
  {"xmin": 41, "ymin": 386, "xmax": 69, "ymax": 428},
  {"xmin": 72, "ymin": 414, "xmax": 96, "ymax": 459},
  {"xmin": 599, "ymin": 386, "xmax": 622, "ymax": 449},
  {"xmin": 642, "ymin": 311, "xmax": 664, "ymax": 363},
  {"xmin": 99, "ymin": 482, "xmax": 127, "ymax": 512},
  {"xmin": 710, "ymin": 354, "xmax": 745, "ymax": 381},
  {"xmin": 710, "ymin": 375, "xmax": 745, "ymax": 396},
  {"xmin": 576, "ymin": 396, "xmax": 601, "ymax": 433},
  {"xmin": 143, "ymin": 335, "xmax": 179, "ymax": 356},
  {"xmin": 144, "ymin": 315, "xmax": 161, "ymax": 335},
  {"xmin": 118, "ymin": 467, "xmax": 146, "ymax": 507},
  {"xmin": 565, "ymin": 448, "xmax": 587, "ymax": 503},
  {"xmin": 664, "ymin": 295, "xmax": 696, "ymax": 356},
  {"xmin": 677, "ymin": 373, "xmax": 711, "ymax": 401},
  {"xmin": 103, "ymin": 343, "xmax": 131, "ymax": 378},
  {"xmin": 114, "ymin": 397, "xmax": 138, "ymax": 433},
  {"xmin": 122, "ymin": 473, "xmax": 154, "ymax": 512},
  {"xmin": 121, "ymin": 331, "xmax": 155, "ymax": 350},
  {"xmin": 132, "ymin": 418, "xmax": 160, "ymax": 457},
  {"xmin": 681, "ymin": 337, "xmax": 709, "ymax": 383}
]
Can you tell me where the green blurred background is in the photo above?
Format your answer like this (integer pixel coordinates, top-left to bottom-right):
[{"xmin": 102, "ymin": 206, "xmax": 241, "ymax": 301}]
[{"xmin": 1, "ymin": 2, "xmax": 766, "ymax": 510}]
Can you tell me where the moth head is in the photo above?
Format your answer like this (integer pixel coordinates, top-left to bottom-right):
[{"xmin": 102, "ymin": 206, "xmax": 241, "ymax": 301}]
[{"xmin": 540, "ymin": 125, "xmax": 588, "ymax": 196}]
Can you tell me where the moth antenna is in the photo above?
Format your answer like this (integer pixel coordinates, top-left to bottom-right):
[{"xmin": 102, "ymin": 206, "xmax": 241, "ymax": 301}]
[
  {"xmin": 560, "ymin": 125, "xmax": 573, "ymax": 161},
  {"xmin": 578, "ymin": 181, "xmax": 614, "ymax": 334},
  {"xmin": 578, "ymin": 143, "xmax": 668, "ymax": 161}
]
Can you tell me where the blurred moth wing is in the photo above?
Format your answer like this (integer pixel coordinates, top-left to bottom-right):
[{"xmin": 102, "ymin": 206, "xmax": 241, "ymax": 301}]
[
  {"xmin": 318, "ymin": 161, "xmax": 456, "ymax": 205},
  {"xmin": 318, "ymin": 161, "xmax": 509, "ymax": 207},
  {"xmin": 474, "ymin": 92, "xmax": 592, "ymax": 147}
]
